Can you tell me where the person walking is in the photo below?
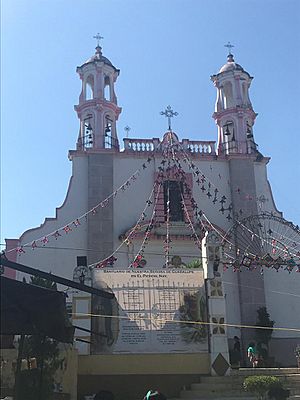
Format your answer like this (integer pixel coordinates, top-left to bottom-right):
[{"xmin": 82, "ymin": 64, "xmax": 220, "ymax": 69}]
[
  {"xmin": 233, "ymin": 336, "xmax": 241, "ymax": 367},
  {"xmin": 247, "ymin": 342, "xmax": 258, "ymax": 368}
]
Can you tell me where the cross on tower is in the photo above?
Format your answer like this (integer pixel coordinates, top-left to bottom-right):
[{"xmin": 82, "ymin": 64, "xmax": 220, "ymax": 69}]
[
  {"xmin": 124, "ymin": 125, "xmax": 131, "ymax": 138},
  {"xmin": 160, "ymin": 105, "xmax": 178, "ymax": 131},
  {"xmin": 224, "ymin": 41, "xmax": 234, "ymax": 55},
  {"xmin": 93, "ymin": 33, "xmax": 104, "ymax": 47}
]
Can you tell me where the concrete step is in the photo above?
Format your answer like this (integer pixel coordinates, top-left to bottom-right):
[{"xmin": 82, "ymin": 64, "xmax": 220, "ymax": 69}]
[
  {"xmin": 200, "ymin": 373, "xmax": 300, "ymax": 382},
  {"xmin": 191, "ymin": 383, "xmax": 238, "ymax": 391},
  {"xmin": 231, "ymin": 368, "xmax": 300, "ymax": 376},
  {"xmin": 173, "ymin": 397, "xmax": 256, "ymax": 400},
  {"xmin": 281, "ymin": 376, "xmax": 300, "ymax": 382},
  {"xmin": 180, "ymin": 390, "xmax": 253, "ymax": 398},
  {"xmin": 290, "ymin": 389, "xmax": 300, "ymax": 396},
  {"xmin": 200, "ymin": 376, "xmax": 244, "ymax": 384}
]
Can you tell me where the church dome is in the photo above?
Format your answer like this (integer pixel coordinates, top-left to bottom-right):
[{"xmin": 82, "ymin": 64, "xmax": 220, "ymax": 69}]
[
  {"xmin": 81, "ymin": 46, "xmax": 119, "ymax": 71},
  {"xmin": 219, "ymin": 54, "xmax": 244, "ymax": 73}
]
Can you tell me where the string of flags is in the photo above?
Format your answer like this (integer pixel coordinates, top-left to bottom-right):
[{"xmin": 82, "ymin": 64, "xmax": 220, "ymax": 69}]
[
  {"xmin": 129, "ymin": 181, "xmax": 163, "ymax": 269},
  {"xmin": 12, "ymin": 155, "xmax": 155, "ymax": 255},
  {"xmin": 90, "ymin": 182, "xmax": 159, "ymax": 269},
  {"xmin": 7, "ymin": 131, "xmax": 300, "ymax": 274}
]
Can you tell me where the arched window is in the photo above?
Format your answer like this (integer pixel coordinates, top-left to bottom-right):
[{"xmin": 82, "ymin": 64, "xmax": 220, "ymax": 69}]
[
  {"xmin": 104, "ymin": 75, "xmax": 110, "ymax": 101},
  {"xmin": 104, "ymin": 114, "xmax": 115, "ymax": 149},
  {"xmin": 81, "ymin": 113, "xmax": 93, "ymax": 149},
  {"xmin": 163, "ymin": 180, "xmax": 184, "ymax": 222},
  {"xmin": 246, "ymin": 120, "xmax": 253, "ymax": 139},
  {"xmin": 223, "ymin": 120, "xmax": 235, "ymax": 141},
  {"xmin": 85, "ymin": 75, "xmax": 94, "ymax": 100},
  {"xmin": 242, "ymin": 82, "xmax": 251, "ymax": 106},
  {"xmin": 223, "ymin": 82, "xmax": 234, "ymax": 109},
  {"xmin": 222, "ymin": 120, "xmax": 236, "ymax": 153}
]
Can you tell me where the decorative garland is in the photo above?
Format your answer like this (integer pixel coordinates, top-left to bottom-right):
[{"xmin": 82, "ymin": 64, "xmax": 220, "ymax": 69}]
[
  {"xmin": 8, "ymin": 131, "xmax": 300, "ymax": 274},
  {"xmin": 129, "ymin": 181, "xmax": 163, "ymax": 268},
  {"xmin": 90, "ymin": 181, "xmax": 159, "ymax": 269},
  {"xmin": 12, "ymin": 155, "xmax": 155, "ymax": 255}
]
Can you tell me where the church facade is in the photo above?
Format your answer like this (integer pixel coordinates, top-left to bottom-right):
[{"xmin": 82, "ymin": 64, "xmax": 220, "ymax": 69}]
[{"xmin": 5, "ymin": 43, "xmax": 300, "ymax": 375}]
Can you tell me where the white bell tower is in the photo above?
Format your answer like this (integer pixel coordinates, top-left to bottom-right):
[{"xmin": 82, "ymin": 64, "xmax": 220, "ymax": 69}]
[
  {"xmin": 211, "ymin": 44, "xmax": 258, "ymax": 155},
  {"xmin": 75, "ymin": 35, "xmax": 122, "ymax": 150}
]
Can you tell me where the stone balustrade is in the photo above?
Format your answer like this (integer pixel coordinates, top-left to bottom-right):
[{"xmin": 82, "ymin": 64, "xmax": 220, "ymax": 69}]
[
  {"xmin": 123, "ymin": 138, "xmax": 160, "ymax": 152},
  {"xmin": 182, "ymin": 139, "xmax": 216, "ymax": 155},
  {"xmin": 123, "ymin": 137, "xmax": 216, "ymax": 155}
]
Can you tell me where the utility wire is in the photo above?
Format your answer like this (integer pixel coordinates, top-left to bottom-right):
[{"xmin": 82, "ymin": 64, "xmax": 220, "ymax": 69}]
[{"xmin": 72, "ymin": 312, "xmax": 300, "ymax": 333}]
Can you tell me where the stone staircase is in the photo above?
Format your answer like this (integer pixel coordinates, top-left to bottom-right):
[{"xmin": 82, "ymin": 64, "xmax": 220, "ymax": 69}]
[{"xmin": 171, "ymin": 368, "xmax": 300, "ymax": 400}]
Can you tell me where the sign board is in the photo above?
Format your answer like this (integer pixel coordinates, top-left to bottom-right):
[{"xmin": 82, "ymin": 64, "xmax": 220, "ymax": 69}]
[{"xmin": 92, "ymin": 269, "xmax": 208, "ymax": 354}]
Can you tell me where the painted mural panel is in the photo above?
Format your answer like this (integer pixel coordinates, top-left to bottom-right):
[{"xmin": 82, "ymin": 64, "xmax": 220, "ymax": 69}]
[{"xmin": 92, "ymin": 270, "xmax": 208, "ymax": 354}]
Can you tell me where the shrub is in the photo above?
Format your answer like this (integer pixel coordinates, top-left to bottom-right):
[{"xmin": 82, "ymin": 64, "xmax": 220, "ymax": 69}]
[
  {"xmin": 243, "ymin": 376, "xmax": 280, "ymax": 400},
  {"xmin": 268, "ymin": 382, "xmax": 290, "ymax": 400}
]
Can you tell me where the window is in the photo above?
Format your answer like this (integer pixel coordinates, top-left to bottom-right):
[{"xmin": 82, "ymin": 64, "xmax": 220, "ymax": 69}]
[
  {"xmin": 104, "ymin": 115, "xmax": 113, "ymax": 149},
  {"xmin": 164, "ymin": 180, "xmax": 184, "ymax": 222},
  {"xmin": 85, "ymin": 75, "xmax": 94, "ymax": 100},
  {"xmin": 223, "ymin": 121, "xmax": 235, "ymax": 141},
  {"xmin": 104, "ymin": 75, "xmax": 110, "ymax": 100},
  {"xmin": 223, "ymin": 82, "xmax": 234, "ymax": 109}
]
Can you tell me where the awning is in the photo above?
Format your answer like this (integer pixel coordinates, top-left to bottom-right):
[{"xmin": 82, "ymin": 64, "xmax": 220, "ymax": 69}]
[{"xmin": 1, "ymin": 276, "xmax": 74, "ymax": 343}]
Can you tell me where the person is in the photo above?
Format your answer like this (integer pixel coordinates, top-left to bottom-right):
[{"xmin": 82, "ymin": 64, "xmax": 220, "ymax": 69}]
[
  {"xmin": 143, "ymin": 390, "xmax": 167, "ymax": 400},
  {"xmin": 233, "ymin": 336, "xmax": 241, "ymax": 367},
  {"xmin": 247, "ymin": 342, "xmax": 258, "ymax": 368}
]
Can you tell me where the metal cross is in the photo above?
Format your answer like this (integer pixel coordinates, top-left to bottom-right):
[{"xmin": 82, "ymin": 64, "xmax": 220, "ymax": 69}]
[
  {"xmin": 93, "ymin": 33, "xmax": 104, "ymax": 46},
  {"xmin": 160, "ymin": 105, "xmax": 178, "ymax": 131},
  {"xmin": 224, "ymin": 41, "xmax": 234, "ymax": 55},
  {"xmin": 124, "ymin": 125, "xmax": 131, "ymax": 138}
]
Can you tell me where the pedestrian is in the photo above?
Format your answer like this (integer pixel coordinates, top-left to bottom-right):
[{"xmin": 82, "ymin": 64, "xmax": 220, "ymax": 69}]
[
  {"xmin": 143, "ymin": 390, "xmax": 167, "ymax": 400},
  {"xmin": 233, "ymin": 336, "xmax": 241, "ymax": 367},
  {"xmin": 247, "ymin": 342, "xmax": 258, "ymax": 368}
]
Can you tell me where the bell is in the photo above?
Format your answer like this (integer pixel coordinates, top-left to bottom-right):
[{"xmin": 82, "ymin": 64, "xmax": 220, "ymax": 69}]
[{"xmin": 224, "ymin": 125, "xmax": 231, "ymax": 135}]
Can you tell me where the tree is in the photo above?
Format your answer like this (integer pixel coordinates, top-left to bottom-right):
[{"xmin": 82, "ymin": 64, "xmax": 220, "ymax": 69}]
[
  {"xmin": 23, "ymin": 275, "xmax": 57, "ymax": 290},
  {"xmin": 255, "ymin": 306, "xmax": 274, "ymax": 362},
  {"xmin": 19, "ymin": 276, "xmax": 61, "ymax": 400},
  {"xmin": 255, "ymin": 306, "xmax": 274, "ymax": 346},
  {"xmin": 185, "ymin": 259, "xmax": 203, "ymax": 269}
]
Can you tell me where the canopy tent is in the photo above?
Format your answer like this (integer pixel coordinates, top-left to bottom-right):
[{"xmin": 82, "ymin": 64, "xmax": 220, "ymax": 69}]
[{"xmin": 1, "ymin": 276, "xmax": 74, "ymax": 343}]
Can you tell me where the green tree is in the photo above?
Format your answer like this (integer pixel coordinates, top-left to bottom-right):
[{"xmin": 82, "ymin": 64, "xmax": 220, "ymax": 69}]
[
  {"xmin": 23, "ymin": 275, "xmax": 57, "ymax": 290},
  {"xmin": 255, "ymin": 306, "xmax": 275, "ymax": 362},
  {"xmin": 255, "ymin": 306, "xmax": 274, "ymax": 346},
  {"xmin": 185, "ymin": 259, "xmax": 203, "ymax": 269},
  {"xmin": 19, "ymin": 276, "xmax": 61, "ymax": 400}
]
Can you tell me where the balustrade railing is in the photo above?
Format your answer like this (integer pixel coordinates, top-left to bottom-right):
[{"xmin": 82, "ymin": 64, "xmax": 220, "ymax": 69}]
[
  {"xmin": 219, "ymin": 140, "xmax": 258, "ymax": 155},
  {"xmin": 123, "ymin": 138, "xmax": 160, "ymax": 152},
  {"xmin": 123, "ymin": 138, "xmax": 216, "ymax": 155},
  {"xmin": 182, "ymin": 140, "xmax": 216, "ymax": 155}
]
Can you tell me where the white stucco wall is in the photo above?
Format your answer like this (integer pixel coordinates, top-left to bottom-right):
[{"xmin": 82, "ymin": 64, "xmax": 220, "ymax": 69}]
[
  {"xmin": 254, "ymin": 161, "xmax": 300, "ymax": 339},
  {"xmin": 11, "ymin": 146, "xmax": 299, "ymax": 347},
  {"xmin": 17, "ymin": 155, "xmax": 89, "ymax": 281},
  {"xmin": 111, "ymin": 153, "xmax": 243, "ymax": 338},
  {"xmin": 112, "ymin": 155, "xmax": 233, "ymax": 268}
]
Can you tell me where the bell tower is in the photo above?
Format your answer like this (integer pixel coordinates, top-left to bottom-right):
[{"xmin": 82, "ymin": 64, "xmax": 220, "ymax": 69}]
[
  {"xmin": 75, "ymin": 35, "xmax": 121, "ymax": 150},
  {"xmin": 211, "ymin": 44, "xmax": 257, "ymax": 155}
]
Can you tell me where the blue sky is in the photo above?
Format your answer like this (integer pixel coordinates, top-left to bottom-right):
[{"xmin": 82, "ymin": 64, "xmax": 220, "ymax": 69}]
[{"xmin": 1, "ymin": 0, "xmax": 300, "ymax": 244}]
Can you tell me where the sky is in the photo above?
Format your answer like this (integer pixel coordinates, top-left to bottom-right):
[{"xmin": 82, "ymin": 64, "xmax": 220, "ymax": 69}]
[{"xmin": 1, "ymin": 0, "xmax": 300, "ymax": 245}]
